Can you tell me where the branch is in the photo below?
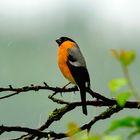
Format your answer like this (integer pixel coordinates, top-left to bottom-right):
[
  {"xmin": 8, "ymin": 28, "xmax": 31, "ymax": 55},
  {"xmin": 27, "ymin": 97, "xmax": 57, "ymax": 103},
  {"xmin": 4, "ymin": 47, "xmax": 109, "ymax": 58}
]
[
  {"xmin": 0, "ymin": 125, "xmax": 66, "ymax": 139},
  {"xmin": 0, "ymin": 84, "xmax": 140, "ymax": 139},
  {"xmin": 81, "ymin": 104, "xmax": 122, "ymax": 131},
  {"xmin": 0, "ymin": 83, "xmax": 138, "ymax": 109},
  {"xmin": 33, "ymin": 97, "xmax": 140, "ymax": 132},
  {"xmin": 0, "ymin": 105, "xmax": 123, "ymax": 140},
  {"xmin": 18, "ymin": 97, "xmax": 140, "ymax": 140},
  {"xmin": 0, "ymin": 83, "xmax": 78, "ymax": 100}
]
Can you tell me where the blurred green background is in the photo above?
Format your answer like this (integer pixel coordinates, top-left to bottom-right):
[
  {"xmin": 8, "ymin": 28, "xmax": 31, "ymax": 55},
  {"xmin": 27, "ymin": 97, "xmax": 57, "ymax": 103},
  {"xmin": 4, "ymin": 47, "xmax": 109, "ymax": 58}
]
[{"xmin": 0, "ymin": 0, "xmax": 140, "ymax": 139}]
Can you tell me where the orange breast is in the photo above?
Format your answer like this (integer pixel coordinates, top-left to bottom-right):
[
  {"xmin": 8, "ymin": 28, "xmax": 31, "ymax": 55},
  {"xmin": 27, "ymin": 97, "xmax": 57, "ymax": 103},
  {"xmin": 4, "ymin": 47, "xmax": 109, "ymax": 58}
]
[{"xmin": 58, "ymin": 41, "xmax": 76, "ymax": 84}]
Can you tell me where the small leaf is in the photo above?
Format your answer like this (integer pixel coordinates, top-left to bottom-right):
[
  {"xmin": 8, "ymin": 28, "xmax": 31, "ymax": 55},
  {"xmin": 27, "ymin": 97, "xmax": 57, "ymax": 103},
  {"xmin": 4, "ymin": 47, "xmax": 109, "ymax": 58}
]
[
  {"xmin": 120, "ymin": 50, "xmax": 136, "ymax": 66},
  {"xmin": 111, "ymin": 50, "xmax": 136, "ymax": 66},
  {"xmin": 86, "ymin": 135, "xmax": 101, "ymax": 140},
  {"xmin": 108, "ymin": 78, "xmax": 128, "ymax": 92},
  {"xmin": 106, "ymin": 117, "xmax": 140, "ymax": 140},
  {"xmin": 66, "ymin": 122, "xmax": 80, "ymax": 137},
  {"xmin": 106, "ymin": 117, "xmax": 136, "ymax": 133},
  {"xmin": 116, "ymin": 91, "xmax": 132, "ymax": 107},
  {"xmin": 135, "ymin": 118, "xmax": 140, "ymax": 127},
  {"xmin": 103, "ymin": 135, "xmax": 123, "ymax": 140}
]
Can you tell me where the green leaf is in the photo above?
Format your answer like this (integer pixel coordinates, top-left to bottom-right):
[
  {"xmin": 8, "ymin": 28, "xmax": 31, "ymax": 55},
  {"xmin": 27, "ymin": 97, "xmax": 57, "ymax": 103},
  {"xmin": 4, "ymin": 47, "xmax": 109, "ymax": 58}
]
[
  {"xmin": 106, "ymin": 117, "xmax": 140, "ymax": 139},
  {"xmin": 66, "ymin": 122, "xmax": 80, "ymax": 136},
  {"xmin": 86, "ymin": 135, "xmax": 101, "ymax": 140},
  {"xmin": 116, "ymin": 91, "xmax": 132, "ymax": 107},
  {"xmin": 111, "ymin": 50, "xmax": 136, "ymax": 66},
  {"xmin": 108, "ymin": 78, "xmax": 128, "ymax": 92},
  {"xmin": 135, "ymin": 118, "xmax": 140, "ymax": 127},
  {"xmin": 119, "ymin": 50, "xmax": 136, "ymax": 66},
  {"xmin": 106, "ymin": 117, "xmax": 137, "ymax": 133},
  {"xmin": 74, "ymin": 133, "xmax": 101, "ymax": 140},
  {"xmin": 103, "ymin": 135, "xmax": 123, "ymax": 140}
]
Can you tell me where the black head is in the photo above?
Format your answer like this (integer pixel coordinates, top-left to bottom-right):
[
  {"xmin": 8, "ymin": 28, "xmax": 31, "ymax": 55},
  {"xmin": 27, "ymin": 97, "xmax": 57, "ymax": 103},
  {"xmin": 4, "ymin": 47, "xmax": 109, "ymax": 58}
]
[{"xmin": 56, "ymin": 37, "xmax": 75, "ymax": 46}]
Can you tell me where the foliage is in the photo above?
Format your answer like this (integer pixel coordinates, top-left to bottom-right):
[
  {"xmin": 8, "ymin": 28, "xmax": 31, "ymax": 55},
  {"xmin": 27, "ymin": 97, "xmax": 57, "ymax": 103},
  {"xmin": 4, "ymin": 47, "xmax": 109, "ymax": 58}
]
[
  {"xmin": 106, "ymin": 117, "xmax": 140, "ymax": 139},
  {"xmin": 69, "ymin": 50, "xmax": 139, "ymax": 140},
  {"xmin": 0, "ymin": 49, "xmax": 139, "ymax": 140},
  {"xmin": 109, "ymin": 50, "xmax": 138, "ymax": 107},
  {"xmin": 111, "ymin": 50, "xmax": 136, "ymax": 67},
  {"xmin": 107, "ymin": 50, "xmax": 140, "ymax": 139},
  {"xmin": 66, "ymin": 122, "xmax": 123, "ymax": 140}
]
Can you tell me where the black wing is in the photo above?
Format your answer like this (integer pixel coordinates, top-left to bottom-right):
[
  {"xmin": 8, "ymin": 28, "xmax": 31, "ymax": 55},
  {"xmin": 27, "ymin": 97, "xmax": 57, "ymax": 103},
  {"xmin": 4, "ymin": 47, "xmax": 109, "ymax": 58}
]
[{"xmin": 67, "ymin": 45, "xmax": 90, "ymax": 87}]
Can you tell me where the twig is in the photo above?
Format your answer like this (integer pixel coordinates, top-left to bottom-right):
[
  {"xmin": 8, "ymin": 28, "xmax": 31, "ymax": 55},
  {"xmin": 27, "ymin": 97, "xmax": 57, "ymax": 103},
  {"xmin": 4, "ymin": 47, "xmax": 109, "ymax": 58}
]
[
  {"xmin": 19, "ymin": 98, "xmax": 140, "ymax": 140},
  {"xmin": 0, "ymin": 84, "xmax": 78, "ymax": 100},
  {"xmin": 0, "ymin": 84, "xmax": 140, "ymax": 139},
  {"xmin": 81, "ymin": 104, "xmax": 122, "ymax": 132},
  {"xmin": 122, "ymin": 65, "xmax": 140, "ymax": 99},
  {"xmin": 0, "ymin": 125, "xmax": 66, "ymax": 139},
  {"xmin": 0, "ymin": 105, "xmax": 123, "ymax": 140}
]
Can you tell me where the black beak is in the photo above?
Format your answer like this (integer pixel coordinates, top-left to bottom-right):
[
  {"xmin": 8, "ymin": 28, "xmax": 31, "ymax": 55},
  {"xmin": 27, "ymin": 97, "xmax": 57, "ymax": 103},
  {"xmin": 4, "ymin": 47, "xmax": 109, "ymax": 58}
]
[{"xmin": 56, "ymin": 38, "xmax": 61, "ymax": 46}]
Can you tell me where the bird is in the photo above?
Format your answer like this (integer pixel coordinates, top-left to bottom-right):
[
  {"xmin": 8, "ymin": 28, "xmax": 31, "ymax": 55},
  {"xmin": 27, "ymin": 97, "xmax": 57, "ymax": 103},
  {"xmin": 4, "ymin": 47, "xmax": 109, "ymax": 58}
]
[{"xmin": 56, "ymin": 36, "xmax": 90, "ymax": 115}]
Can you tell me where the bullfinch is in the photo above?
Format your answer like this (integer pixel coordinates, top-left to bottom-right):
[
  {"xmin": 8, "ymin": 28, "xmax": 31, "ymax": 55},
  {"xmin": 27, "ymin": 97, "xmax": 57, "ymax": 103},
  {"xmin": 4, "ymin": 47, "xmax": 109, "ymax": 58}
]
[{"xmin": 56, "ymin": 37, "xmax": 90, "ymax": 115}]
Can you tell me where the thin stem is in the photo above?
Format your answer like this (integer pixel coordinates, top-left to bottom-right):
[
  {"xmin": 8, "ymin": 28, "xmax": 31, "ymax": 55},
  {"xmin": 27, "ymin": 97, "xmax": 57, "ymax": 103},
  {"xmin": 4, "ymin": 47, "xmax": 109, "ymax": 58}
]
[{"xmin": 122, "ymin": 65, "xmax": 140, "ymax": 99}]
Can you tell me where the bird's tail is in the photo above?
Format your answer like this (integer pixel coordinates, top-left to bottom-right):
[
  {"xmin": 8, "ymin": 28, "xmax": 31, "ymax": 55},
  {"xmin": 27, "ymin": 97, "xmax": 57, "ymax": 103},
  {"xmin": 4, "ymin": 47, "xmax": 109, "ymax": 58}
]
[{"xmin": 79, "ymin": 87, "xmax": 87, "ymax": 115}]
